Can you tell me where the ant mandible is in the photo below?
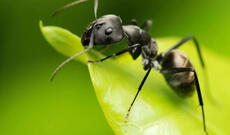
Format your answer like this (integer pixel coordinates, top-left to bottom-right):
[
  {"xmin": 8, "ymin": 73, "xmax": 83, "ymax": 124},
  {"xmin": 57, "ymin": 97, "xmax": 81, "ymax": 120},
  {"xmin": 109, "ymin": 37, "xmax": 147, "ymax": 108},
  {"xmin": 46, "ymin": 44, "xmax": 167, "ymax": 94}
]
[{"xmin": 51, "ymin": 0, "xmax": 208, "ymax": 134}]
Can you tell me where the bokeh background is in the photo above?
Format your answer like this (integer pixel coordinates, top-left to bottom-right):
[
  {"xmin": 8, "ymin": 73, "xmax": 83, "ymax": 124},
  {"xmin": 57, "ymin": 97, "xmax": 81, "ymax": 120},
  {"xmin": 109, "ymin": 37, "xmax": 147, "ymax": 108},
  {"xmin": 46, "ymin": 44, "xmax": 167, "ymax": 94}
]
[{"xmin": 0, "ymin": 0, "xmax": 230, "ymax": 135}]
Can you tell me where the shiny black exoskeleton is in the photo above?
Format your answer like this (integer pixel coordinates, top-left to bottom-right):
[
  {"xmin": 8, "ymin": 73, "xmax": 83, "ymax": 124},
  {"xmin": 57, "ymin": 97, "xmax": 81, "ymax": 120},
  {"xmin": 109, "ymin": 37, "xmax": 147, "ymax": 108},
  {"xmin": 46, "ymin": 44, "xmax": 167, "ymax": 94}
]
[
  {"xmin": 51, "ymin": 0, "xmax": 208, "ymax": 134},
  {"xmin": 81, "ymin": 15, "xmax": 158, "ymax": 71}
]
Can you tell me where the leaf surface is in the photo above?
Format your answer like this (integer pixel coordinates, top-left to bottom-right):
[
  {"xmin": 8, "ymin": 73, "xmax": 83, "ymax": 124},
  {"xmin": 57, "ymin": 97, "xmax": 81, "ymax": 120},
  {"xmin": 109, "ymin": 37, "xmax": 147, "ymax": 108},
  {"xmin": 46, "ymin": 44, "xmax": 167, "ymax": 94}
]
[{"xmin": 40, "ymin": 21, "xmax": 230, "ymax": 135}]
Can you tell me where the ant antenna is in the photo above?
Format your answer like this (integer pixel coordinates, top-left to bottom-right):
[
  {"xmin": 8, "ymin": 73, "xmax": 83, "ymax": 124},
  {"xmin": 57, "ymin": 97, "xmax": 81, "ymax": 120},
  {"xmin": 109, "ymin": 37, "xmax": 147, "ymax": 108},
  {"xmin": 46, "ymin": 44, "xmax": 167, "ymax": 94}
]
[
  {"xmin": 50, "ymin": 0, "xmax": 99, "ymax": 81},
  {"xmin": 94, "ymin": 0, "xmax": 98, "ymax": 19},
  {"xmin": 52, "ymin": 0, "xmax": 88, "ymax": 16},
  {"xmin": 50, "ymin": 29, "xmax": 95, "ymax": 82}
]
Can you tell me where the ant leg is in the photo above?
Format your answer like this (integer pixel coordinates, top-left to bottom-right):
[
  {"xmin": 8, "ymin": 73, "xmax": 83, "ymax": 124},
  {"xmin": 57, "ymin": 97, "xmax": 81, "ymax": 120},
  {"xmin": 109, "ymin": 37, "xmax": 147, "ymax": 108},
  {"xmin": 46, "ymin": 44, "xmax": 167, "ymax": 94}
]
[
  {"xmin": 88, "ymin": 44, "xmax": 141, "ymax": 63},
  {"xmin": 165, "ymin": 36, "xmax": 205, "ymax": 68},
  {"xmin": 129, "ymin": 19, "xmax": 137, "ymax": 25},
  {"xmin": 126, "ymin": 67, "xmax": 152, "ymax": 121},
  {"xmin": 52, "ymin": 0, "xmax": 88, "ymax": 16},
  {"xmin": 161, "ymin": 67, "xmax": 208, "ymax": 135},
  {"xmin": 141, "ymin": 20, "xmax": 152, "ymax": 32}
]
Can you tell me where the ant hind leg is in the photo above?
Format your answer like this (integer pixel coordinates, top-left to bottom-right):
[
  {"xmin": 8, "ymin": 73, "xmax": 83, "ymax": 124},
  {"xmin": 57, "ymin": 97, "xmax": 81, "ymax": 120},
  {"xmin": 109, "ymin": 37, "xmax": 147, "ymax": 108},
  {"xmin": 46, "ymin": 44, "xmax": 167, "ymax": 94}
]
[
  {"xmin": 165, "ymin": 35, "xmax": 205, "ymax": 67},
  {"xmin": 160, "ymin": 67, "xmax": 208, "ymax": 135}
]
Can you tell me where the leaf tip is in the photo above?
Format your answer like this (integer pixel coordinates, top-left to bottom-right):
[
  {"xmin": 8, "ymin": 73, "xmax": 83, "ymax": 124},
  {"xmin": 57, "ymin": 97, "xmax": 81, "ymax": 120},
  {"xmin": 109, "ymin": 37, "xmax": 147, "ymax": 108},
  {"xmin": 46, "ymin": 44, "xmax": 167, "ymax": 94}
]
[
  {"xmin": 39, "ymin": 20, "xmax": 43, "ymax": 28},
  {"xmin": 39, "ymin": 20, "xmax": 45, "ymax": 34}
]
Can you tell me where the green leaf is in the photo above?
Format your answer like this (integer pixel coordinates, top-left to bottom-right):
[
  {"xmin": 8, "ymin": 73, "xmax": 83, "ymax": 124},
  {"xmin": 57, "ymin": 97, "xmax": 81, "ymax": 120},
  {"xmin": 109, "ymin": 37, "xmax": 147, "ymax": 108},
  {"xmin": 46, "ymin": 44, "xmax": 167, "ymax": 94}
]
[
  {"xmin": 40, "ymin": 21, "xmax": 230, "ymax": 135},
  {"xmin": 39, "ymin": 21, "xmax": 86, "ymax": 63}
]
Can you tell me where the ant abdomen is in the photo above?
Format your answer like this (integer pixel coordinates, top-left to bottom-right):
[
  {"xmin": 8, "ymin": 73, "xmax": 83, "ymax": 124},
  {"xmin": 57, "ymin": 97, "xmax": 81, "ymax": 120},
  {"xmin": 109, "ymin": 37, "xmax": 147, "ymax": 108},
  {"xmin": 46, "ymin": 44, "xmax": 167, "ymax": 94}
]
[{"xmin": 161, "ymin": 50, "xmax": 195, "ymax": 96}]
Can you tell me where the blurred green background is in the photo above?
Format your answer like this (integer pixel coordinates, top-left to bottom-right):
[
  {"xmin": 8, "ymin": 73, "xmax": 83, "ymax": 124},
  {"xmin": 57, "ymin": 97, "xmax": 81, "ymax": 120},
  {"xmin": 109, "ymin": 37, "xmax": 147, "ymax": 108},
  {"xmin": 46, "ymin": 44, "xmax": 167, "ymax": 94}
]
[{"xmin": 0, "ymin": 0, "xmax": 230, "ymax": 135}]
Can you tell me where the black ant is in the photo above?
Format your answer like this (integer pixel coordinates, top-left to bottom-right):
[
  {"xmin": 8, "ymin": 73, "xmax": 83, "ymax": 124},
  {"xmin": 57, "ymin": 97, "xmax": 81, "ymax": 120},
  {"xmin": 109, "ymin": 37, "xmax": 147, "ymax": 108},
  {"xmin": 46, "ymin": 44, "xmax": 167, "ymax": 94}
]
[{"xmin": 51, "ymin": 0, "xmax": 208, "ymax": 134}]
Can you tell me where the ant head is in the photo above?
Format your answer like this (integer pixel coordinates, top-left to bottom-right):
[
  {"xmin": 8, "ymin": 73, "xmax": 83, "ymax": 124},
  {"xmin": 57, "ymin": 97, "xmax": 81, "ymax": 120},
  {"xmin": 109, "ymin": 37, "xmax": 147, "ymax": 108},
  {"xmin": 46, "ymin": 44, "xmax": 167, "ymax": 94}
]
[
  {"xmin": 50, "ymin": 1, "xmax": 125, "ymax": 81},
  {"xmin": 81, "ymin": 14, "xmax": 124, "ymax": 45}
]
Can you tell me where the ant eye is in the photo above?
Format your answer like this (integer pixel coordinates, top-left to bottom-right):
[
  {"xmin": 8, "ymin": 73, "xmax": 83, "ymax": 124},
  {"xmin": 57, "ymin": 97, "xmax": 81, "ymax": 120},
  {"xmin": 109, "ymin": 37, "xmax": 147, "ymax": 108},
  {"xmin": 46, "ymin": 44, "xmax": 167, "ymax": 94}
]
[
  {"xmin": 105, "ymin": 27, "xmax": 113, "ymax": 35},
  {"xmin": 95, "ymin": 23, "xmax": 105, "ymax": 29},
  {"xmin": 95, "ymin": 24, "xmax": 101, "ymax": 29}
]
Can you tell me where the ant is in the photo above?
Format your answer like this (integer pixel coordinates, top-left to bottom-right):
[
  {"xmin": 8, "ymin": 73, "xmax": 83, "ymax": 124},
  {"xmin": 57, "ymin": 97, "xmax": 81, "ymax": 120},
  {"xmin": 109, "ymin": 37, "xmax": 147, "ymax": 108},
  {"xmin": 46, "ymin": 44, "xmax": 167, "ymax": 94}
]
[{"xmin": 51, "ymin": 0, "xmax": 208, "ymax": 134}]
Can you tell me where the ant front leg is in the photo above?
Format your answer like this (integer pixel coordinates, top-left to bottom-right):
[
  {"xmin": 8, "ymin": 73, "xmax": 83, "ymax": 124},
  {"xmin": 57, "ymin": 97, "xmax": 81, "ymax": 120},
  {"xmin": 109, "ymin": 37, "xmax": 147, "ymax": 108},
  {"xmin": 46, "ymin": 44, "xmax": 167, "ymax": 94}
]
[
  {"xmin": 161, "ymin": 67, "xmax": 208, "ymax": 135},
  {"xmin": 88, "ymin": 44, "xmax": 141, "ymax": 63}
]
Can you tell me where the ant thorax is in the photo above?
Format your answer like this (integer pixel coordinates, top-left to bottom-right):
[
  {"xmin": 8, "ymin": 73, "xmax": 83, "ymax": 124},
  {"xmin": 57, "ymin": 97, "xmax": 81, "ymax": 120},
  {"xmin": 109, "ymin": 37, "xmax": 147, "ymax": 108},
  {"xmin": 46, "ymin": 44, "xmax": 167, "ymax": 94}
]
[
  {"xmin": 122, "ymin": 25, "xmax": 151, "ymax": 45},
  {"xmin": 122, "ymin": 25, "xmax": 158, "ymax": 63}
]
